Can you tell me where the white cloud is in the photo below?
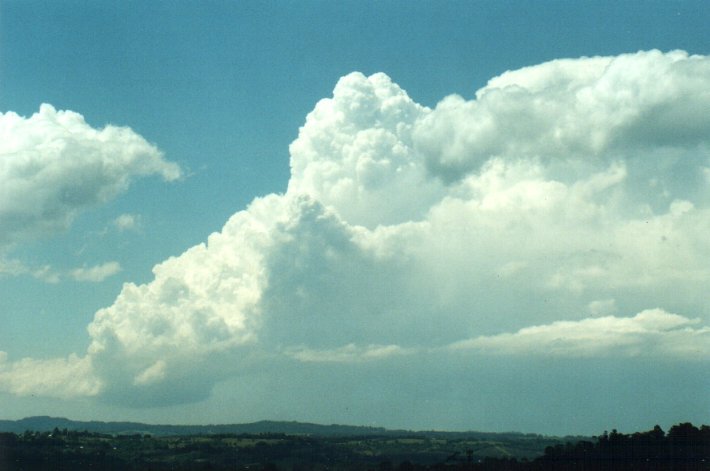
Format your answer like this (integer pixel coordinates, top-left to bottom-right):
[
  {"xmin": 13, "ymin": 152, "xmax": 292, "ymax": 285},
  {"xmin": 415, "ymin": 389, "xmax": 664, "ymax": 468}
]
[
  {"xmin": 112, "ymin": 213, "xmax": 141, "ymax": 232},
  {"xmin": 81, "ymin": 194, "xmax": 292, "ymax": 404},
  {"xmin": 413, "ymin": 50, "xmax": 710, "ymax": 182},
  {"xmin": 288, "ymin": 72, "xmax": 444, "ymax": 228},
  {"xmin": 450, "ymin": 309, "xmax": 710, "ymax": 358},
  {"xmin": 133, "ymin": 360, "xmax": 167, "ymax": 386},
  {"xmin": 31, "ymin": 265, "xmax": 62, "ymax": 284},
  {"xmin": 0, "ymin": 104, "xmax": 180, "ymax": 248},
  {"xmin": 0, "ymin": 353, "xmax": 100, "ymax": 399},
  {"xmin": 0, "ymin": 258, "xmax": 26, "ymax": 277},
  {"xmin": 5, "ymin": 50, "xmax": 710, "ymax": 406},
  {"xmin": 70, "ymin": 261, "xmax": 122, "ymax": 282},
  {"xmin": 1, "ymin": 258, "xmax": 120, "ymax": 283},
  {"xmin": 287, "ymin": 344, "xmax": 412, "ymax": 363},
  {"xmin": 0, "ymin": 258, "xmax": 60, "ymax": 283},
  {"xmin": 587, "ymin": 299, "xmax": 617, "ymax": 317}
]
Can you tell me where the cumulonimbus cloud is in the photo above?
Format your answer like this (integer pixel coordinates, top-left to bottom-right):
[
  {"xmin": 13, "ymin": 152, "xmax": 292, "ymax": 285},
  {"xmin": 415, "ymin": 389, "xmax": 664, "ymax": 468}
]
[{"xmin": 2, "ymin": 50, "xmax": 710, "ymax": 405}]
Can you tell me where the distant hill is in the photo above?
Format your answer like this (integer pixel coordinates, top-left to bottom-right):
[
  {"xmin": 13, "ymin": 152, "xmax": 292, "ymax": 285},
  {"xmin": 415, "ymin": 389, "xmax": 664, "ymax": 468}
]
[
  {"xmin": 0, "ymin": 416, "xmax": 591, "ymax": 464},
  {"xmin": 0, "ymin": 416, "xmax": 390, "ymax": 437},
  {"xmin": 0, "ymin": 416, "xmax": 569, "ymax": 441}
]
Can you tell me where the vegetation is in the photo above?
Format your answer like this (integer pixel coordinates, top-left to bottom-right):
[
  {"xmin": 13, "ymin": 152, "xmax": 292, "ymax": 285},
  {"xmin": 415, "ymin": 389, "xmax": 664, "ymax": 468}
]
[
  {"xmin": 533, "ymin": 423, "xmax": 710, "ymax": 471},
  {"xmin": 0, "ymin": 422, "xmax": 707, "ymax": 470}
]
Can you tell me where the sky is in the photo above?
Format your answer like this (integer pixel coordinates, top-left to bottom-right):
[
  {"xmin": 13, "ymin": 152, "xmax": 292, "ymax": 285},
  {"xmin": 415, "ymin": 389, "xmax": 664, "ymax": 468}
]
[{"xmin": 1, "ymin": 0, "xmax": 710, "ymax": 436}]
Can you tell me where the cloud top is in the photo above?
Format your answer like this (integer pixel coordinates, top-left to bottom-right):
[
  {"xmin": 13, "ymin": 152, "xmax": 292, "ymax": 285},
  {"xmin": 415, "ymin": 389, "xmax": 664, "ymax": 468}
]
[
  {"xmin": 415, "ymin": 49, "xmax": 710, "ymax": 182},
  {"xmin": 288, "ymin": 72, "xmax": 442, "ymax": 227}
]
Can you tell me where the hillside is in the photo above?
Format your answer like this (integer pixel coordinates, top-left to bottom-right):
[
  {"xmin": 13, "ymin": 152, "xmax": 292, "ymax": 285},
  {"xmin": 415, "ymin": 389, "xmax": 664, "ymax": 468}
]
[
  {"xmin": 0, "ymin": 416, "xmax": 576, "ymax": 464},
  {"xmin": 0, "ymin": 416, "xmax": 569, "ymax": 441},
  {"xmin": 0, "ymin": 416, "xmax": 392, "ymax": 437}
]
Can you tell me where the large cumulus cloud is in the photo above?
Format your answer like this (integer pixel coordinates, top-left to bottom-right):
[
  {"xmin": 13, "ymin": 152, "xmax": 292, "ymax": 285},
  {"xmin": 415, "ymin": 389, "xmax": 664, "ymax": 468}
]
[
  {"xmin": 415, "ymin": 49, "xmax": 710, "ymax": 181},
  {"xmin": 288, "ymin": 72, "xmax": 444, "ymax": 227},
  {"xmin": 2, "ymin": 51, "xmax": 710, "ymax": 419},
  {"xmin": 0, "ymin": 104, "xmax": 181, "ymax": 248}
]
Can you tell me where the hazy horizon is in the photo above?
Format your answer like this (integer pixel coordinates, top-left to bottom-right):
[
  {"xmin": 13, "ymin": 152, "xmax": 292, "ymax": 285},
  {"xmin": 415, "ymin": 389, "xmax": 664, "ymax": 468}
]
[
  {"xmin": 0, "ymin": 414, "xmax": 684, "ymax": 438},
  {"xmin": 1, "ymin": 1, "xmax": 710, "ymax": 437}
]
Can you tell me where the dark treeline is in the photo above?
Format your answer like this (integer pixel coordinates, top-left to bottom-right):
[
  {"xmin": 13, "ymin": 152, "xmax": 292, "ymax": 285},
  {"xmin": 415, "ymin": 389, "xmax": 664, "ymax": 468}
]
[
  {"xmin": 458, "ymin": 423, "xmax": 710, "ymax": 471},
  {"xmin": 0, "ymin": 422, "xmax": 708, "ymax": 470},
  {"xmin": 528, "ymin": 422, "xmax": 710, "ymax": 471}
]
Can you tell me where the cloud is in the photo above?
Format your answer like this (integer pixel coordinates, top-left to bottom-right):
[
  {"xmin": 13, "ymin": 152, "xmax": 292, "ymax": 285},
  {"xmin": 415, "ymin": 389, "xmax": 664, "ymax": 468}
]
[
  {"xmin": 287, "ymin": 72, "xmax": 444, "ymax": 228},
  {"xmin": 0, "ymin": 104, "xmax": 180, "ymax": 248},
  {"xmin": 70, "ymin": 261, "xmax": 122, "ymax": 282},
  {"xmin": 287, "ymin": 344, "xmax": 413, "ymax": 363},
  {"xmin": 1, "ymin": 258, "xmax": 120, "ymax": 283},
  {"xmin": 414, "ymin": 50, "xmax": 710, "ymax": 181},
  {"xmin": 0, "ymin": 258, "xmax": 61, "ymax": 283},
  {"xmin": 450, "ymin": 309, "xmax": 710, "ymax": 357},
  {"xmin": 587, "ymin": 298, "xmax": 618, "ymax": 317},
  {"xmin": 112, "ymin": 213, "xmax": 141, "ymax": 232},
  {"xmin": 3, "ymin": 50, "xmax": 710, "ymax": 410},
  {"xmin": 0, "ymin": 353, "xmax": 100, "ymax": 399}
]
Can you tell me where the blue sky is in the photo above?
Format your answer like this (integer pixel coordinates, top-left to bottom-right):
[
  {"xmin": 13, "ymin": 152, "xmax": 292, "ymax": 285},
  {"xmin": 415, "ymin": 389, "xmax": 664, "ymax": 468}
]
[{"xmin": 1, "ymin": 1, "xmax": 710, "ymax": 435}]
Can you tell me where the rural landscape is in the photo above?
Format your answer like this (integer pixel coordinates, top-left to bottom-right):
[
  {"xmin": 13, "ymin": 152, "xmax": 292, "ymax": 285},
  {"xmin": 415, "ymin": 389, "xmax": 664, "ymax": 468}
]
[
  {"xmin": 1, "ymin": 417, "xmax": 709, "ymax": 470},
  {"xmin": 2, "ymin": 4, "xmax": 710, "ymax": 471}
]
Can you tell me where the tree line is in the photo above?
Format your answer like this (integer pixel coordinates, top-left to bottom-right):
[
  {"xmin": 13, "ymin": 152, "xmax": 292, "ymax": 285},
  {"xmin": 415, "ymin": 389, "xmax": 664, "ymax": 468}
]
[
  {"xmin": 530, "ymin": 422, "xmax": 710, "ymax": 470},
  {"xmin": 0, "ymin": 422, "xmax": 708, "ymax": 470}
]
